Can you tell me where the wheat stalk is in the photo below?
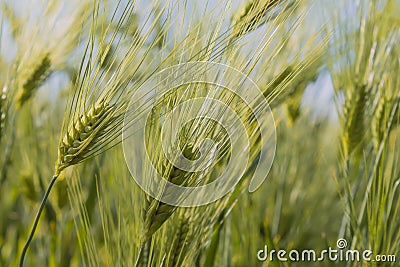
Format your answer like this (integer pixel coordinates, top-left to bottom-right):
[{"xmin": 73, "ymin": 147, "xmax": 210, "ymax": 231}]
[
  {"xmin": 18, "ymin": 0, "xmax": 323, "ymax": 264},
  {"xmin": 18, "ymin": 98, "xmax": 125, "ymax": 266},
  {"xmin": 18, "ymin": 0, "xmax": 151, "ymax": 263},
  {"xmin": 18, "ymin": 174, "xmax": 58, "ymax": 267},
  {"xmin": 7, "ymin": 4, "xmax": 94, "ymax": 262}
]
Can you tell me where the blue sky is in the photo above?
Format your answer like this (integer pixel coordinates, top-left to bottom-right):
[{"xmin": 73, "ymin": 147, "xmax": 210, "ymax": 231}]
[{"xmin": 0, "ymin": 0, "xmax": 339, "ymax": 122}]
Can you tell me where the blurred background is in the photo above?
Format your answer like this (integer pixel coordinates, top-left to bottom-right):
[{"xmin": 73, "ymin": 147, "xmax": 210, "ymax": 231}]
[{"xmin": 0, "ymin": 0, "xmax": 399, "ymax": 266}]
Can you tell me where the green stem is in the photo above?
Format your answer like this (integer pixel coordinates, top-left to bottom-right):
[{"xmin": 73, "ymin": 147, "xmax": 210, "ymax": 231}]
[
  {"xmin": 19, "ymin": 175, "xmax": 59, "ymax": 267},
  {"xmin": 134, "ymin": 244, "xmax": 144, "ymax": 267},
  {"xmin": 134, "ymin": 238, "xmax": 152, "ymax": 267}
]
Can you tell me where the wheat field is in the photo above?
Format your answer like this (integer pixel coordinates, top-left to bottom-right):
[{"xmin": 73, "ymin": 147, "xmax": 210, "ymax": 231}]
[{"xmin": 0, "ymin": 0, "xmax": 399, "ymax": 266}]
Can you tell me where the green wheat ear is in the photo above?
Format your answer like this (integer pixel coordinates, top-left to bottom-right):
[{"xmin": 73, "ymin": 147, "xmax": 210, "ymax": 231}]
[
  {"xmin": 142, "ymin": 144, "xmax": 197, "ymax": 241},
  {"xmin": 232, "ymin": 0, "xmax": 291, "ymax": 37},
  {"xmin": 17, "ymin": 53, "xmax": 52, "ymax": 108},
  {"xmin": 342, "ymin": 83, "xmax": 368, "ymax": 156},
  {"xmin": 1, "ymin": 3, "xmax": 22, "ymax": 39},
  {"xmin": 372, "ymin": 96, "xmax": 387, "ymax": 148},
  {"xmin": 56, "ymin": 100, "xmax": 114, "ymax": 174}
]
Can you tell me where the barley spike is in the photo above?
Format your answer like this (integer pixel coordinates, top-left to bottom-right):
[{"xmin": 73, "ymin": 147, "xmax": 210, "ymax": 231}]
[
  {"xmin": 56, "ymin": 100, "xmax": 113, "ymax": 174},
  {"xmin": 17, "ymin": 54, "xmax": 52, "ymax": 107},
  {"xmin": 142, "ymin": 144, "xmax": 196, "ymax": 241}
]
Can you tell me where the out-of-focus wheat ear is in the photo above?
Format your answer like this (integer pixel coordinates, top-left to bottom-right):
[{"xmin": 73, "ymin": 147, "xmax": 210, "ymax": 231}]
[
  {"xmin": 342, "ymin": 84, "xmax": 368, "ymax": 156},
  {"xmin": 284, "ymin": 75, "xmax": 319, "ymax": 125},
  {"xmin": 285, "ymin": 94, "xmax": 302, "ymax": 125},
  {"xmin": 1, "ymin": 3, "xmax": 22, "ymax": 39},
  {"xmin": 16, "ymin": 53, "xmax": 52, "ymax": 108},
  {"xmin": 263, "ymin": 65, "xmax": 293, "ymax": 101},
  {"xmin": 372, "ymin": 95, "xmax": 400, "ymax": 149},
  {"xmin": 56, "ymin": 100, "xmax": 114, "ymax": 174},
  {"xmin": 263, "ymin": 42, "xmax": 326, "ymax": 110},
  {"xmin": 232, "ymin": 0, "xmax": 292, "ymax": 37},
  {"xmin": 372, "ymin": 96, "xmax": 387, "ymax": 149},
  {"xmin": 167, "ymin": 216, "xmax": 190, "ymax": 267},
  {"xmin": 142, "ymin": 144, "xmax": 196, "ymax": 242}
]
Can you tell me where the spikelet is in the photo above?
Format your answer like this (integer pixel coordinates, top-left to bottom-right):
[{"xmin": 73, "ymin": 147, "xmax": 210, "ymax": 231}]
[
  {"xmin": 142, "ymin": 144, "xmax": 196, "ymax": 241},
  {"xmin": 17, "ymin": 53, "xmax": 52, "ymax": 108},
  {"xmin": 342, "ymin": 84, "xmax": 367, "ymax": 155},
  {"xmin": 56, "ymin": 100, "xmax": 113, "ymax": 174}
]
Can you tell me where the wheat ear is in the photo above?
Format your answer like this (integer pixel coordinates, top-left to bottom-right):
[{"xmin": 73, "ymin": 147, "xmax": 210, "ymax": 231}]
[
  {"xmin": 17, "ymin": 53, "xmax": 52, "ymax": 108},
  {"xmin": 142, "ymin": 144, "xmax": 196, "ymax": 241},
  {"xmin": 56, "ymin": 100, "xmax": 114, "ymax": 173},
  {"xmin": 135, "ymin": 144, "xmax": 196, "ymax": 267},
  {"xmin": 233, "ymin": 0, "xmax": 290, "ymax": 37},
  {"xmin": 342, "ymin": 84, "xmax": 367, "ymax": 155},
  {"xmin": 19, "ymin": 99, "xmax": 117, "ymax": 266},
  {"xmin": 372, "ymin": 96, "xmax": 387, "ymax": 148},
  {"xmin": 133, "ymin": 144, "xmax": 197, "ymax": 266}
]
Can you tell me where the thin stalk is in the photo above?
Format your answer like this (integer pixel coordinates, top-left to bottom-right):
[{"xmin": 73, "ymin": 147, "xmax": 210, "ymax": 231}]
[
  {"xmin": 134, "ymin": 244, "xmax": 144, "ymax": 267},
  {"xmin": 19, "ymin": 174, "xmax": 59, "ymax": 267},
  {"xmin": 134, "ymin": 238, "xmax": 152, "ymax": 267}
]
